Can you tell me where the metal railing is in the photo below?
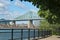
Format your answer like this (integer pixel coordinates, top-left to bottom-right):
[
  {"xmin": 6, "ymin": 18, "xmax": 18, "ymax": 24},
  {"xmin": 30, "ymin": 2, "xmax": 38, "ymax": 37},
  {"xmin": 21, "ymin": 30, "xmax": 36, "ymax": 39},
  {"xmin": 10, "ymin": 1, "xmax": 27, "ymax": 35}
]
[{"xmin": 0, "ymin": 29, "xmax": 52, "ymax": 40}]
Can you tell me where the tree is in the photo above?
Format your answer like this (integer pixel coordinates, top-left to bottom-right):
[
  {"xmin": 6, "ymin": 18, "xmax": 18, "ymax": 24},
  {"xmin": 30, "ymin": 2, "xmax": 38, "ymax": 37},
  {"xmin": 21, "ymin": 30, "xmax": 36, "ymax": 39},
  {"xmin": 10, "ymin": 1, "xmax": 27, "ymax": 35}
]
[
  {"xmin": 11, "ymin": 0, "xmax": 60, "ymax": 24},
  {"xmin": 39, "ymin": 20, "xmax": 50, "ymax": 30}
]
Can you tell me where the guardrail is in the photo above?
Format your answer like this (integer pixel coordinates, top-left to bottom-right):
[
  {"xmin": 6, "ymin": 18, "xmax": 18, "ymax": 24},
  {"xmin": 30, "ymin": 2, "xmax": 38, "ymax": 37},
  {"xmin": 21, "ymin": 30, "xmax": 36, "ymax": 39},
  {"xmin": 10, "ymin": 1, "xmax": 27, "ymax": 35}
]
[{"xmin": 0, "ymin": 29, "xmax": 52, "ymax": 40}]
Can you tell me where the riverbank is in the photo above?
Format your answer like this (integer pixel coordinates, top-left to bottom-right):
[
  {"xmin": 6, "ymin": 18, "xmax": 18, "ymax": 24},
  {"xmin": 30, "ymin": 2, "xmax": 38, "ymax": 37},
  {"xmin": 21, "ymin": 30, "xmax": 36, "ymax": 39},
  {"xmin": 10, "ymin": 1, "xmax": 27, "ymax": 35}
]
[{"xmin": 39, "ymin": 35, "xmax": 60, "ymax": 40}]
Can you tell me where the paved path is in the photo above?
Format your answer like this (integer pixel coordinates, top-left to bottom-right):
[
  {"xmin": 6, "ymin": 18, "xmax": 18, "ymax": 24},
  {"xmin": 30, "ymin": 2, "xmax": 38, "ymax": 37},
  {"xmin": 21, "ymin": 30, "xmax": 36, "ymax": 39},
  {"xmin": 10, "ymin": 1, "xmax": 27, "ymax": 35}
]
[{"xmin": 39, "ymin": 35, "xmax": 60, "ymax": 40}]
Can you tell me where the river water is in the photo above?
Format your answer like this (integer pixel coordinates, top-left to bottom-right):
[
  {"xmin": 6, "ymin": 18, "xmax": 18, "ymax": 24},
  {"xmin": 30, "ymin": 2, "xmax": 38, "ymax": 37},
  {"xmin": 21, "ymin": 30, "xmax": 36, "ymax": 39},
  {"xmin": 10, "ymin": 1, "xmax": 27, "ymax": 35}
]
[{"xmin": 0, "ymin": 29, "xmax": 40, "ymax": 40}]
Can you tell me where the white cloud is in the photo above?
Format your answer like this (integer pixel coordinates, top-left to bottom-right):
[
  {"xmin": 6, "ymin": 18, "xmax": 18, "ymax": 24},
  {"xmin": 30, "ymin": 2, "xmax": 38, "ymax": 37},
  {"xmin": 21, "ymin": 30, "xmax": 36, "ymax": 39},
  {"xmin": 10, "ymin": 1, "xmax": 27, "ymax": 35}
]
[
  {"xmin": 0, "ymin": 3, "xmax": 5, "ymax": 7},
  {"xmin": 4, "ymin": 11, "xmax": 22, "ymax": 19},
  {"xmin": 12, "ymin": 11, "xmax": 21, "ymax": 18},
  {"xmin": 0, "ymin": 11, "xmax": 9, "ymax": 15},
  {"xmin": 0, "ymin": 0, "xmax": 23, "ymax": 20},
  {"xmin": 0, "ymin": 0, "xmax": 10, "ymax": 6},
  {"xmin": 0, "ymin": 11, "xmax": 12, "ymax": 19},
  {"xmin": 0, "ymin": 0, "xmax": 11, "ymax": 12},
  {"xmin": 15, "ymin": 0, "xmax": 28, "ymax": 10},
  {"xmin": 30, "ymin": 9, "xmax": 39, "ymax": 12}
]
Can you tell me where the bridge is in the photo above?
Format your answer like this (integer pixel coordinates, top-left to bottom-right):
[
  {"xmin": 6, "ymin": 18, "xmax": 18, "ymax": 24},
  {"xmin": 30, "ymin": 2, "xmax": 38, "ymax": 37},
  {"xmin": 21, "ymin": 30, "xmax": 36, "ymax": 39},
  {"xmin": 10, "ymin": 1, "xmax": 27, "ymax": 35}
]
[{"xmin": 0, "ymin": 11, "xmax": 44, "ymax": 28}]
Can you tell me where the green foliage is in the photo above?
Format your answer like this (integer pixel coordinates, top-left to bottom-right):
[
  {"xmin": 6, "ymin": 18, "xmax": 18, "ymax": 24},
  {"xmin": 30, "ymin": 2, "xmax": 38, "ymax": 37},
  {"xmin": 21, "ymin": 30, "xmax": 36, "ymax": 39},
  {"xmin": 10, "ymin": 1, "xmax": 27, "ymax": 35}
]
[
  {"xmin": 20, "ymin": 0, "xmax": 60, "ymax": 24},
  {"xmin": 40, "ymin": 20, "xmax": 60, "ymax": 35},
  {"xmin": 39, "ymin": 20, "xmax": 50, "ymax": 30},
  {"xmin": 38, "ymin": 10, "xmax": 58, "ymax": 24},
  {"xmin": 50, "ymin": 24, "xmax": 60, "ymax": 35}
]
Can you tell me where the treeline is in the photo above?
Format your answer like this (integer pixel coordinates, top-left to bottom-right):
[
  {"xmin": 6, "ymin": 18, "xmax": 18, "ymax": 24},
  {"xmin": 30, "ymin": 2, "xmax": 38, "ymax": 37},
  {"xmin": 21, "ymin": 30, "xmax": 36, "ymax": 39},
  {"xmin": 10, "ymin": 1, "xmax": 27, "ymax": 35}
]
[{"xmin": 39, "ymin": 20, "xmax": 60, "ymax": 35}]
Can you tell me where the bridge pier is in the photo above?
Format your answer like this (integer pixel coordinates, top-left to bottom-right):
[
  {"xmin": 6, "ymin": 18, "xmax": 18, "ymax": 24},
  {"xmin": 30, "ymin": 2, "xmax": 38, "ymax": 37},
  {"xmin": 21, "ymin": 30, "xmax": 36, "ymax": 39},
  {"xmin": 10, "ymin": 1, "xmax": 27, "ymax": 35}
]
[
  {"xmin": 28, "ymin": 20, "xmax": 35, "ymax": 28},
  {"xmin": 12, "ymin": 21, "xmax": 16, "ymax": 26}
]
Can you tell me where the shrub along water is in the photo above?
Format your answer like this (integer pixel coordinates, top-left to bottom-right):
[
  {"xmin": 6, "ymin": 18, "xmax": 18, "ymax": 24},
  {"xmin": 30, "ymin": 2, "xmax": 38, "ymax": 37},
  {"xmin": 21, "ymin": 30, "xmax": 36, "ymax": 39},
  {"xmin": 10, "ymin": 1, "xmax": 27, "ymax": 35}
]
[{"xmin": 39, "ymin": 20, "xmax": 60, "ymax": 35}]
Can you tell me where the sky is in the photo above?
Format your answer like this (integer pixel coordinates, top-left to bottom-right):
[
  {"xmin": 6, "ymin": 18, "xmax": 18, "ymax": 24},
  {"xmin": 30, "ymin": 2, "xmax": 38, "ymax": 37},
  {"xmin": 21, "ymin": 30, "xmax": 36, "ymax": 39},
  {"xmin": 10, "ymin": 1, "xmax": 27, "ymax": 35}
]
[
  {"xmin": 0, "ymin": 0, "xmax": 40, "ymax": 25},
  {"xmin": 0, "ymin": 0, "xmax": 39, "ymax": 19}
]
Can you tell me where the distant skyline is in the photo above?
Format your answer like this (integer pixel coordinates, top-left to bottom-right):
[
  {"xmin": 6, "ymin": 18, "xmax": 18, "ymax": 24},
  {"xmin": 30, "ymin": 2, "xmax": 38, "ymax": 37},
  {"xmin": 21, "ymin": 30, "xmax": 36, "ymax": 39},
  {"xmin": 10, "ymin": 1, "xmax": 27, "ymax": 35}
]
[{"xmin": 0, "ymin": 0, "xmax": 39, "ymax": 19}]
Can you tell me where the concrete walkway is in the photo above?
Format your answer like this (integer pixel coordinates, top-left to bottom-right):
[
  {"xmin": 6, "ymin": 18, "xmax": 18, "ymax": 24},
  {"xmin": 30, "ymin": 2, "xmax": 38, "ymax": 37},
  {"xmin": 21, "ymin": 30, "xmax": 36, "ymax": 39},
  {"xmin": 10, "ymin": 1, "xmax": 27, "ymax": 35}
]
[{"xmin": 39, "ymin": 35, "xmax": 60, "ymax": 40}]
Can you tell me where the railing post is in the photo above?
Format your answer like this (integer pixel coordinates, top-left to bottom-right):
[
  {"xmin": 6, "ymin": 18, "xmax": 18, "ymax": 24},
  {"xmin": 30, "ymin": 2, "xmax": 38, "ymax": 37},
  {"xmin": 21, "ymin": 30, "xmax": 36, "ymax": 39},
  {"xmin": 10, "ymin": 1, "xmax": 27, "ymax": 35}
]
[
  {"xmin": 21, "ymin": 29, "xmax": 23, "ymax": 40},
  {"xmin": 34, "ymin": 29, "xmax": 35, "ymax": 39},
  {"xmin": 28, "ymin": 29, "xmax": 30, "ymax": 40},
  {"xmin": 11, "ymin": 29, "xmax": 13, "ymax": 40},
  {"xmin": 38, "ymin": 29, "xmax": 39, "ymax": 39}
]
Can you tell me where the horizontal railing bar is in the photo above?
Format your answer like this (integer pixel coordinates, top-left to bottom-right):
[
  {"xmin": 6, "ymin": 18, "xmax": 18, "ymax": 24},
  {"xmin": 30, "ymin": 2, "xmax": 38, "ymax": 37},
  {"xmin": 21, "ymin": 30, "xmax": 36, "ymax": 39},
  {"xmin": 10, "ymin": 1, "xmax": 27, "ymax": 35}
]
[
  {"xmin": 0, "ymin": 29, "xmax": 38, "ymax": 30},
  {"xmin": 0, "ymin": 32, "xmax": 21, "ymax": 33}
]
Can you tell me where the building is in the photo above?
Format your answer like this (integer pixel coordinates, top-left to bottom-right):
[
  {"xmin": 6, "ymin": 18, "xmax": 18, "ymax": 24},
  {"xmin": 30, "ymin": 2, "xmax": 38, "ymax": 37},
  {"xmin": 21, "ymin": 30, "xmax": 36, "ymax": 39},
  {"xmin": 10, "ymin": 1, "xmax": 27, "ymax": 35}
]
[{"xmin": 0, "ymin": 19, "xmax": 10, "ymax": 25}]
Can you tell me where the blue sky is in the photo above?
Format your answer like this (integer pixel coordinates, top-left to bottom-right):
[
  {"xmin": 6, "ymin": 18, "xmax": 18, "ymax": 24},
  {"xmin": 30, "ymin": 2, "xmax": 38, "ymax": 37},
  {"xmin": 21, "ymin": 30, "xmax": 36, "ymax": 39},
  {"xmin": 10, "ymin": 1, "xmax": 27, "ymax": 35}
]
[
  {"xmin": 0, "ymin": 0, "xmax": 39, "ymax": 19},
  {"xmin": 0, "ymin": 0, "xmax": 40, "ymax": 25}
]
